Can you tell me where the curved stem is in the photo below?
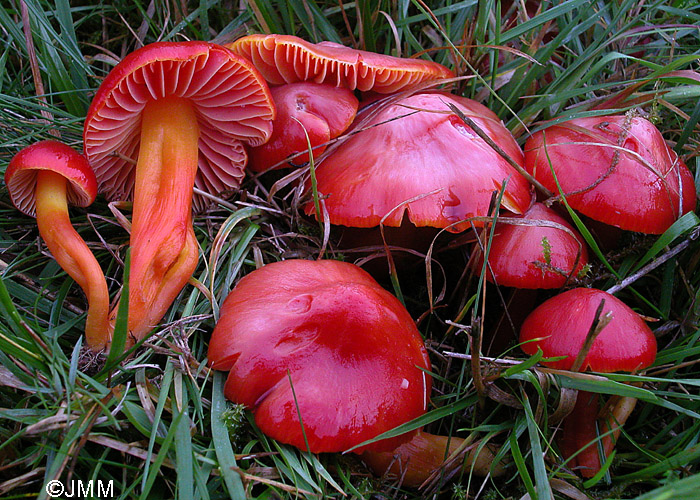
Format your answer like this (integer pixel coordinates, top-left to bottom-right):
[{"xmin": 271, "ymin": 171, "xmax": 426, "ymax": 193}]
[
  {"xmin": 600, "ymin": 395, "xmax": 638, "ymax": 458},
  {"xmin": 35, "ymin": 170, "xmax": 111, "ymax": 350},
  {"xmin": 110, "ymin": 97, "xmax": 200, "ymax": 346},
  {"xmin": 361, "ymin": 430, "xmax": 504, "ymax": 488}
]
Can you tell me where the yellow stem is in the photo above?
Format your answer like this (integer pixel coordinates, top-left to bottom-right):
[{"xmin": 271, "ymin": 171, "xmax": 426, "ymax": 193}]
[
  {"xmin": 35, "ymin": 170, "xmax": 111, "ymax": 350},
  {"xmin": 600, "ymin": 395, "xmax": 638, "ymax": 458},
  {"xmin": 109, "ymin": 97, "xmax": 200, "ymax": 346}
]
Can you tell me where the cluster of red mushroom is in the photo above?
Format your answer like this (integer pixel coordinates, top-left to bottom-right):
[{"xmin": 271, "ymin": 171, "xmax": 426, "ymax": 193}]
[
  {"xmin": 6, "ymin": 30, "xmax": 697, "ymax": 490},
  {"xmin": 211, "ymin": 34, "xmax": 696, "ymax": 484}
]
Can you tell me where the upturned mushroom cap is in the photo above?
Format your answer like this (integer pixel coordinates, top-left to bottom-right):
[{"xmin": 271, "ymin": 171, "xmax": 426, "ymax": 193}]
[
  {"xmin": 83, "ymin": 41, "xmax": 275, "ymax": 209},
  {"xmin": 520, "ymin": 288, "xmax": 657, "ymax": 372},
  {"xmin": 476, "ymin": 203, "xmax": 588, "ymax": 289},
  {"xmin": 304, "ymin": 92, "xmax": 532, "ymax": 232},
  {"xmin": 228, "ymin": 34, "xmax": 455, "ymax": 93},
  {"xmin": 524, "ymin": 115, "xmax": 696, "ymax": 234},
  {"xmin": 248, "ymin": 82, "xmax": 359, "ymax": 172},
  {"xmin": 5, "ymin": 140, "xmax": 96, "ymax": 217},
  {"xmin": 208, "ymin": 259, "xmax": 431, "ymax": 453}
]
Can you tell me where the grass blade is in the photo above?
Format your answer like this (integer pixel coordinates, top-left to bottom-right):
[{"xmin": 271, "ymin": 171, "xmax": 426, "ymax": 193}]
[{"xmin": 211, "ymin": 371, "xmax": 247, "ymax": 499}]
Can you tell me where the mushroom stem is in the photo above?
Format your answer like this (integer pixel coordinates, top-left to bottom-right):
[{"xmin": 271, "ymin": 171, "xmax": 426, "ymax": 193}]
[
  {"xmin": 111, "ymin": 97, "xmax": 200, "ymax": 344},
  {"xmin": 600, "ymin": 395, "xmax": 638, "ymax": 458},
  {"xmin": 361, "ymin": 430, "xmax": 505, "ymax": 488},
  {"xmin": 559, "ymin": 391, "xmax": 602, "ymax": 477},
  {"xmin": 35, "ymin": 170, "xmax": 111, "ymax": 350},
  {"xmin": 559, "ymin": 392, "xmax": 639, "ymax": 478}
]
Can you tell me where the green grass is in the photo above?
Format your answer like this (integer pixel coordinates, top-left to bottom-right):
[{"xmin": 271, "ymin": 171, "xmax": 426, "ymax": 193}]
[{"xmin": 2, "ymin": 0, "xmax": 700, "ymax": 499}]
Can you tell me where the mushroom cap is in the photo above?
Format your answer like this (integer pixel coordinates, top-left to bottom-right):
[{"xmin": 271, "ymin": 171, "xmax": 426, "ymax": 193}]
[
  {"xmin": 304, "ymin": 92, "xmax": 532, "ymax": 232},
  {"xmin": 83, "ymin": 41, "xmax": 275, "ymax": 209},
  {"xmin": 227, "ymin": 34, "xmax": 455, "ymax": 93},
  {"xmin": 6, "ymin": 140, "xmax": 97, "ymax": 217},
  {"xmin": 524, "ymin": 116, "xmax": 696, "ymax": 234},
  {"xmin": 476, "ymin": 203, "xmax": 589, "ymax": 289},
  {"xmin": 249, "ymin": 82, "xmax": 359, "ymax": 172},
  {"xmin": 520, "ymin": 288, "xmax": 657, "ymax": 372},
  {"xmin": 208, "ymin": 259, "xmax": 431, "ymax": 453}
]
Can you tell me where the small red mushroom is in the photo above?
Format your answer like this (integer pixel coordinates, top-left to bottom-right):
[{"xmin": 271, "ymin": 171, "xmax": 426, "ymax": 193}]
[
  {"xmin": 83, "ymin": 41, "xmax": 275, "ymax": 350},
  {"xmin": 520, "ymin": 288, "xmax": 657, "ymax": 477},
  {"xmin": 208, "ymin": 259, "xmax": 431, "ymax": 453},
  {"xmin": 227, "ymin": 34, "xmax": 455, "ymax": 94},
  {"xmin": 248, "ymin": 82, "xmax": 359, "ymax": 172},
  {"xmin": 476, "ymin": 202, "xmax": 588, "ymax": 289},
  {"xmin": 524, "ymin": 115, "xmax": 696, "ymax": 234},
  {"xmin": 304, "ymin": 92, "xmax": 533, "ymax": 233},
  {"xmin": 5, "ymin": 141, "xmax": 110, "ymax": 349},
  {"xmin": 474, "ymin": 202, "xmax": 589, "ymax": 353}
]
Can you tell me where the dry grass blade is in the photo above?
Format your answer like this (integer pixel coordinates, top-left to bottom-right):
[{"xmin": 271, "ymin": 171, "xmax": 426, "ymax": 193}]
[
  {"xmin": 550, "ymin": 388, "xmax": 579, "ymax": 425},
  {"xmin": 0, "ymin": 468, "xmax": 46, "ymax": 496},
  {"xmin": 607, "ymin": 226, "xmax": 700, "ymax": 294},
  {"xmin": 87, "ymin": 435, "xmax": 175, "ymax": 468},
  {"xmin": 0, "ymin": 365, "xmax": 25, "ymax": 390},
  {"xmin": 548, "ymin": 478, "xmax": 593, "ymax": 500},
  {"xmin": 445, "ymin": 101, "xmax": 553, "ymax": 197},
  {"xmin": 232, "ymin": 467, "xmax": 320, "ymax": 497},
  {"xmin": 570, "ymin": 298, "xmax": 612, "ymax": 373}
]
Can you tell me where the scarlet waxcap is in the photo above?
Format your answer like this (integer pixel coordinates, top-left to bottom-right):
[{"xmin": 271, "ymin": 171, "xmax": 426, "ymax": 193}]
[
  {"xmin": 520, "ymin": 288, "xmax": 657, "ymax": 372},
  {"xmin": 208, "ymin": 259, "xmax": 431, "ymax": 453},
  {"xmin": 83, "ymin": 41, "xmax": 275, "ymax": 209},
  {"xmin": 524, "ymin": 116, "xmax": 696, "ymax": 234},
  {"xmin": 249, "ymin": 82, "xmax": 358, "ymax": 172},
  {"xmin": 228, "ymin": 34, "xmax": 455, "ymax": 93},
  {"xmin": 304, "ymin": 92, "xmax": 532, "ymax": 232},
  {"xmin": 477, "ymin": 203, "xmax": 588, "ymax": 289},
  {"xmin": 6, "ymin": 140, "xmax": 97, "ymax": 217}
]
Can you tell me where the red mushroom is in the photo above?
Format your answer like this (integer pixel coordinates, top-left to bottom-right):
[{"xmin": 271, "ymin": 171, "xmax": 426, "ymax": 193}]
[
  {"xmin": 473, "ymin": 202, "xmax": 589, "ymax": 353},
  {"xmin": 304, "ymin": 92, "xmax": 533, "ymax": 233},
  {"xmin": 524, "ymin": 115, "xmax": 696, "ymax": 234},
  {"xmin": 248, "ymin": 82, "xmax": 359, "ymax": 172},
  {"xmin": 83, "ymin": 41, "xmax": 275, "ymax": 350},
  {"xmin": 227, "ymin": 34, "xmax": 455, "ymax": 94},
  {"xmin": 230, "ymin": 34, "xmax": 454, "ymax": 176},
  {"xmin": 475, "ymin": 202, "xmax": 588, "ymax": 289},
  {"xmin": 208, "ymin": 259, "xmax": 431, "ymax": 453},
  {"xmin": 520, "ymin": 288, "xmax": 657, "ymax": 477},
  {"xmin": 5, "ymin": 140, "xmax": 110, "ymax": 349}
]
